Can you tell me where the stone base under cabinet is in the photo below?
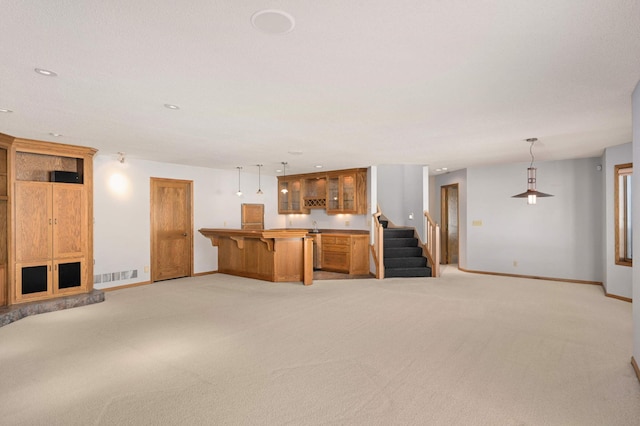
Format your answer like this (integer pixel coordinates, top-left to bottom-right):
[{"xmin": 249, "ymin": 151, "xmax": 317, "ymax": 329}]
[{"xmin": 0, "ymin": 290, "xmax": 105, "ymax": 327}]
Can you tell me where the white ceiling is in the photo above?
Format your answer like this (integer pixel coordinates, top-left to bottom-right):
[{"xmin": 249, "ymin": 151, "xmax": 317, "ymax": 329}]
[{"xmin": 1, "ymin": 1, "xmax": 639, "ymax": 175}]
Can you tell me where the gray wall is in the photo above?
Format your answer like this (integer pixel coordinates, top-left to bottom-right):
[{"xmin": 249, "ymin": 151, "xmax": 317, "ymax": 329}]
[
  {"xmin": 377, "ymin": 165, "xmax": 428, "ymax": 238},
  {"xmin": 632, "ymin": 80, "xmax": 640, "ymax": 364},
  {"xmin": 603, "ymin": 143, "xmax": 633, "ymax": 298},
  {"xmin": 465, "ymin": 158, "xmax": 604, "ymax": 281}
]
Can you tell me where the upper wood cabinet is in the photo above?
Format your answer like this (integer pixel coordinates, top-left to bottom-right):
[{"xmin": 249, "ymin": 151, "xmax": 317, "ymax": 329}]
[
  {"xmin": 277, "ymin": 177, "xmax": 307, "ymax": 214},
  {"xmin": 0, "ymin": 133, "xmax": 96, "ymax": 306},
  {"xmin": 277, "ymin": 168, "xmax": 367, "ymax": 215}
]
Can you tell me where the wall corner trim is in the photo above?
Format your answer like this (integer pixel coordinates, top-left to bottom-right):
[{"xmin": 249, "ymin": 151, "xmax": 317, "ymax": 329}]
[{"xmin": 632, "ymin": 357, "xmax": 640, "ymax": 384}]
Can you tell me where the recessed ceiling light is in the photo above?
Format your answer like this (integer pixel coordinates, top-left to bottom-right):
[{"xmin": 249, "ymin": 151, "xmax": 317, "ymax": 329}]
[
  {"xmin": 251, "ymin": 9, "xmax": 295, "ymax": 35},
  {"xmin": 442, "ymin": 167, "xmax": 448, "ymax": 171},
  {"xmin": 0, "ymin": 108, "xmax": 12, "ymax": 113},
  {"xmin": 315, "ymin": 165, "xmax": 323, "ymax": 169},
  {"xmin": 34, "ymin": 68, "xmax": 57, "ymax": 77},
  {"xmin": 164, "ymin": 103, "xmax": 180, "ymax": 110},
  {"xmin": 49, "ymin": 132, "xmax": 62, "ymax": 137},
  {"xmin": 288, "ymin": 150, "xmax": 303, "ymax": 155},
  {"xmin": 436, "ymin": 168, "xmax": 442, "ymax": 172},
  {"xmin": 275, "ymin": 169, "xmax": 282, "ymax": 173}
]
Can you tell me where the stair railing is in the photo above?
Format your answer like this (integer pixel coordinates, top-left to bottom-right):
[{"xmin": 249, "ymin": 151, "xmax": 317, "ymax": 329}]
[
  {"xmin": 423, "ymin": 211, "xmax": 441, "ymax": 277},
  {"xmin": 372, "ymin": 205, "xmax": 384, "ymax": 279}
]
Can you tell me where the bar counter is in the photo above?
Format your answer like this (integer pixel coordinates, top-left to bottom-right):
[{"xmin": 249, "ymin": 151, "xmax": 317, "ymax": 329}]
[{"xmin": 199, "ymin": 229, "xmax": 313, "ymax": 285}]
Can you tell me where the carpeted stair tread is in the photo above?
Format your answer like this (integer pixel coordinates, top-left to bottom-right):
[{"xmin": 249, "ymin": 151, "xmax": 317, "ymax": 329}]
[
  {"xmin": 385, "ymin": 267, "xmax": 432, "ymax": 278},
  {"xmin": 383, "ymin": 228, "xmax": 414, "ymax": 238},
  {"xmin": 385, "ymin": 257, "xmax": 427, "ymax": 268},
  {"xmin": 384, "ymin": 247, "xmax": 423, "ymax": 258},
  {"xmin": 384, "ymin": 237, "xmax": 419, "ymax": 248}
]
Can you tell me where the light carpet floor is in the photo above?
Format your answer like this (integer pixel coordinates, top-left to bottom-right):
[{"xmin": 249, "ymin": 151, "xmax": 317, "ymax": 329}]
[{"xmin": 1, "ymin": 267, "xmax": 639, "ymax": 425}]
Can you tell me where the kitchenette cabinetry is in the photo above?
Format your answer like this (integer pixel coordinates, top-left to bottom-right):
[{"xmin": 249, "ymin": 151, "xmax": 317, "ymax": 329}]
[
  {"xmin": 321, "ymin": 234, "xmax": 369, "ymax": 275},
  {"xmin": 277, "ymin": 168, "xmax": 367, "ymax": 215}
]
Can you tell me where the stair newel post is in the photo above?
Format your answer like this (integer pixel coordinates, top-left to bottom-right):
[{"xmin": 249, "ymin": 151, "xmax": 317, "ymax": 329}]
[{"xmin": 372, "ymin": 207, "xmax": 384, "ymax": 279}]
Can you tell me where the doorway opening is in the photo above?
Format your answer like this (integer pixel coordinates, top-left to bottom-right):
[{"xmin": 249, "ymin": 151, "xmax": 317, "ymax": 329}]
[{"xmin": 440, "ymin": 184, "xmax": 459, "ymax": 264}]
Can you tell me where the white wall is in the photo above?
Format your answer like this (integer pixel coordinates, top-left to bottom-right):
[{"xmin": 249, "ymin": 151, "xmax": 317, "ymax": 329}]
[
  {"xmin": 432, "ymin": 169, "xmax": 468, "ymax": 268},
  {"xmin": 603, "ymin": 143, "xmax": 633, "ymax": 298},
  {"xmin": 377, "ymin": 165, "xmax": 405, "ymax": 224},
  {"xmin": 284, "ymin": 209, "xmax": 369, "ymax": 231},
  {"xmin": 377, "ymin": 164, "xmax": 428, "ymax": 237},
  {"xmin": 93, "ymin": 155, "xmax": 281, "ymax": 289},
  {"xmin": 465, "ymin": 157, "xmax": 604, "ymax": 282},
  {"xmin": 632, "ymin": 79, "xmax": 640, "ymax": 365}
]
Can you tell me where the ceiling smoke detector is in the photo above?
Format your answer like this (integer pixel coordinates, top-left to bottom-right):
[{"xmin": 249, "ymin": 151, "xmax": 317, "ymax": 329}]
[{"xmin": 251, "ymin": 10, "xmax": 295, "ymax": 35}]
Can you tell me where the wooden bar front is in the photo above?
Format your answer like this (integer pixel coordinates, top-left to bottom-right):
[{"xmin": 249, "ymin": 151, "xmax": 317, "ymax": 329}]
[{"xmin": 199, "ymin": 229, "xmax": 313, "ymax": 285}]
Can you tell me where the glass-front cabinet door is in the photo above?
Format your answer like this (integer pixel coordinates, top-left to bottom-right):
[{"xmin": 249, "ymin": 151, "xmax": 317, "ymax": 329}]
[
  {"xmin": 278, "ymin": 177, "xmax": 306, "ymax": 214},
  {"xmin": 327, "ymin": 175, "xmax": 340, "ymax": 212},
  {"xmin": 326, "ymin": 171, "xmax": 358, "ymax": 214}
]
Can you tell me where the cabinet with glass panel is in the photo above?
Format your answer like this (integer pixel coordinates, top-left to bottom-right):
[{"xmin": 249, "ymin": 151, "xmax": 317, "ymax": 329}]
[
  {"xmin": 277, "ymin": 177, "xmax": 308, "ymax": 214},
  {"xmin": 326, "ymin": 169, "xmax": 367, "ymax": 215}
]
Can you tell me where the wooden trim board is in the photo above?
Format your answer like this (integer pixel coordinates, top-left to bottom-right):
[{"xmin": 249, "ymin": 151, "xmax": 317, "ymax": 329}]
[
  {"xmin": 457, "ymin": 267, "xmax": 602, "ymax": 286},
  {"xmin": 632, "ymin": 357, "xmax": 640, "ymax": 384}
]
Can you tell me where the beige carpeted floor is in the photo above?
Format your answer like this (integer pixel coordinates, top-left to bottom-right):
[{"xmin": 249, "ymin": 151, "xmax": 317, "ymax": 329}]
[{"xmin": 1, "ymin": 267, "xmax": 639, "ymax": 425}]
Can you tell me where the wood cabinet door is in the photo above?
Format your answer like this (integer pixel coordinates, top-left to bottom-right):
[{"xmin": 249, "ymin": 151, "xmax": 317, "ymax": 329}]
[
  {"xmin": 15, "ymin": 260, "xmax": 53, "ymax": 301},
  {"xmin": 52, "ymin": 184, "xmax": 85, "ymax": 258},
  {"xmin": 326, "ymin": 172, "xmax": 358, "ymax": 214},
  {"xmin": 278, "ymin": 177, "xmax": 306, "ymax": 214},
  {"xmin": 15, "ymin": 182, "xmax": 52, "ymax": 262}
]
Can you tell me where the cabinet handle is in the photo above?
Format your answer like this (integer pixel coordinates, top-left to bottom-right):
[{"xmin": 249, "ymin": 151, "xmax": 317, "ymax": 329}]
[
  {"xmin": 49, "ymin": 218, "xmax": 52, "ymax": 225},
  {"xmin": 49, "ymin": 265, "xmax": 51, "ymax": 271},
  {"xmin": 54, "ymin": 218, "xmax": 57, "ymax": 225}
]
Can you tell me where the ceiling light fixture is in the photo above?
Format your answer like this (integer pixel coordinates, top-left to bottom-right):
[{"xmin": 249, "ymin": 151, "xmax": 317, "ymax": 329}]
[
  {"xmin": 512, "ymin": 138, "xmax": 553, "ymax": 205},
  {"xmin": 49, "ymin": 132, "xmax": 62, "ymax": 137},
  {"xmin": 117, "ymin": 152, "xmax": 126, "ymax": 164},
  {"xmin": 256, "ymin": 164, "xmax": 264, "ymax": 195},
  {"xmin": 34, "ymin": 68, "xmax": 57, "ymax": 77},
  {"xmin": 0, "ymin": 108, "xmax": 13, "ymax": 113},
  {"xmin": 236, "ymin": 166, "xmax": 243, "ymax": 196},
  {"xmin": 280, "ymin": 162, "xmax": 288, "ymax": 194},
  {"xmin": 251, "ymin": 9, "xmax": 295, "ymax": 35},
  {"xmin": 164, "ymin": 103, "xmax": 180, "ymax": 110}
]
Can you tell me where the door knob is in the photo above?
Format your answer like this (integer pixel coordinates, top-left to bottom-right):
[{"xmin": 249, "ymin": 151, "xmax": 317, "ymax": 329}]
[{"xmin": 182, "ymin": 233, "xmax": 188, "ymax": 237}]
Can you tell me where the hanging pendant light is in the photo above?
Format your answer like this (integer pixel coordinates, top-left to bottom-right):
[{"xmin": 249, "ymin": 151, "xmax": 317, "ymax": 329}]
[
  {"xmin": 256, "ymin": 164, "xmax": 264, "ymax": 195},
  {"xmin": 236, "ymin": 166, "xmax": 243, "ymax": 196},
  {"xmin": 280, "ymin": 162, "xmax": 288, "ymax": 194},
  {"xmin": 512, "ymin": 138, "xmax": 553, "ymax": 204}
]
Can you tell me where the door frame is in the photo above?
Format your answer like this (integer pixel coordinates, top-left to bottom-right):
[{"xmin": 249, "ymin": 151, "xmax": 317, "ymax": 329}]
[
  {"xmin": 150, "ymin": 177, "xmax": 194, "ymax": 282},
  {"xmin": 440, "ymin": 183, "xmax": 460, "ymax": 264}
]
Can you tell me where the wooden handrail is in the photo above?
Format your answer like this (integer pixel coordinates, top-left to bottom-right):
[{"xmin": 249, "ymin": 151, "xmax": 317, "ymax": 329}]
[
  {"xmin": 423, "ymin": 211, "xmax": 441, "ymax": 277},
  {"xmin": 371, "ymin": 205, "xmax": 385, "ymax": 279}
]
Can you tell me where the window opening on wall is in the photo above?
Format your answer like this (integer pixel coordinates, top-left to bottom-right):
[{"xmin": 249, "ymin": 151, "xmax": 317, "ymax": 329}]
[{"xmin": 615, "ymin": 163, "xmax": 632, "ymax": 266}]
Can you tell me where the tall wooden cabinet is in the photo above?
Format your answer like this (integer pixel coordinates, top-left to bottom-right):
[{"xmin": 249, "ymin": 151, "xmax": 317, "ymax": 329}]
[{"xmin": 0, "ymin": 133, "xmax": 96, "ymax": 306}]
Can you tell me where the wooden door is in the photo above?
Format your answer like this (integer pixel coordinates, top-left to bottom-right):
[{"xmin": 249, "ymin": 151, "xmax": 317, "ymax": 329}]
[
  {"xmin": 440, "ymin": 184, "xmax": 459, "ymax": 264},
  {"xmin": 150, "ymin": 178, "xmax": 193, "ymax": 282},
  {"xmin": 52, "ymin": 184, "xmax": 85, "ymax": 258},
  {"xmin": 15, "ymin": 181, "xmax": 52, "ymax": 262},
  {"xmin": 241, "ymin": 204, "xmax": 264, "ymax": 230}
]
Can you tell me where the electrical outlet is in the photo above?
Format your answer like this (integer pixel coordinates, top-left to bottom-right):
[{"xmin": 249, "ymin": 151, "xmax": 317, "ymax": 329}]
[
  {"xmin": 144, "ymin": 265, "xmax": 149, "ymax": 273},
  {"xmin": 513, "ymin": 261, "xmax": 518, "ymax": 267},
  {"xmin": 345, "ymin": 220, "xmax": 350, "ymax": 226},
  {"xmin": 289, "ymin": 220, "xmax": 293, "ymax": 226},
  {"xmin": 223, "ymin": 221, "xmax": 227, "ymax": 227}
]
